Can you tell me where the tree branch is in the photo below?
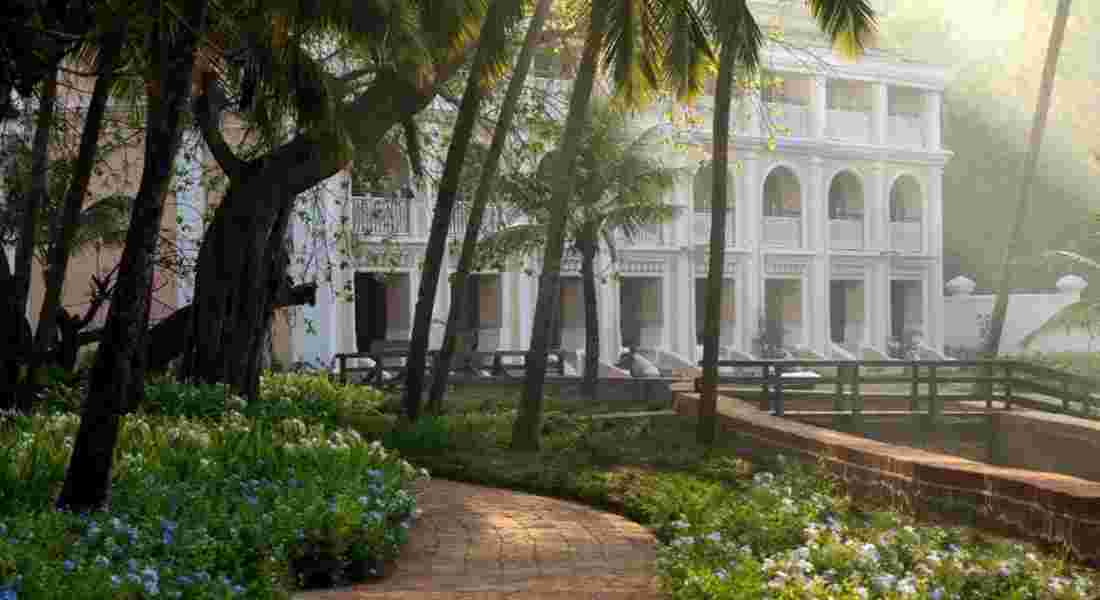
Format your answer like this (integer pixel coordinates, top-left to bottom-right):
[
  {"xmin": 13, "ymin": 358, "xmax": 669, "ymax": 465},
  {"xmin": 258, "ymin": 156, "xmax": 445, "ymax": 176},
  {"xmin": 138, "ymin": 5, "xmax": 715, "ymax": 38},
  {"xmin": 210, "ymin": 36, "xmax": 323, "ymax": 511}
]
[{"xmin": 194, "ymin": 75, "xmax": 247, "ymax": 179}]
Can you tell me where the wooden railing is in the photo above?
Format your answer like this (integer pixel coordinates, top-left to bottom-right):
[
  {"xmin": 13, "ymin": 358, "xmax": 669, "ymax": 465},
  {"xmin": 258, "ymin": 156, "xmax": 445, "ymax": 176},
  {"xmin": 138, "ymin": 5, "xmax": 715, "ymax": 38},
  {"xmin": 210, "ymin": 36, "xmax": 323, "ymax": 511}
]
[
  {"xmin": 335, "ymin": 348, "xmax": 568, "ymax": 387},
  {"xmin": 692, "ymin": 360, "xmax": 1099, "ymax": 420}
]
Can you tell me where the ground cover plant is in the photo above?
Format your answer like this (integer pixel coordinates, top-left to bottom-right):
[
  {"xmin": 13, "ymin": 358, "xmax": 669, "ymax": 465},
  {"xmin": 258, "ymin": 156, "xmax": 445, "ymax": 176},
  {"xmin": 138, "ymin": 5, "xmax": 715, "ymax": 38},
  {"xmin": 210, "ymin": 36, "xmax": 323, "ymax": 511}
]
[
  {"xmin": 0, "ymin": 373, "xmax": 424, "ymax": 599},
  {"xmin": 374, "ymin": 398, "xmax": 1099, "ymax": 600}
]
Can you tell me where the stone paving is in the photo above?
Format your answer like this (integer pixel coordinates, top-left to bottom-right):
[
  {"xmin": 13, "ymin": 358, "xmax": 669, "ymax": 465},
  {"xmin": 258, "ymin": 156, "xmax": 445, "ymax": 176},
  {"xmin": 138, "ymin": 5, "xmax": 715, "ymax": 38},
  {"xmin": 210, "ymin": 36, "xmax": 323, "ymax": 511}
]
[{"xmin": 297, "ymin": 479, "xmax": 662, "ymax": 600}]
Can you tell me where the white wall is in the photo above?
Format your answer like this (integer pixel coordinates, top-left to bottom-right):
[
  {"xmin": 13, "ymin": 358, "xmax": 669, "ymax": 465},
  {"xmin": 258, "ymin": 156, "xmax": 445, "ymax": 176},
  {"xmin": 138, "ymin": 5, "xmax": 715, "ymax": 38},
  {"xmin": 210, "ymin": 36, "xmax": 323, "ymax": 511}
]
[{"xmin": 944, "ymin": 277, "xmax": 1094, "ymax": 355}]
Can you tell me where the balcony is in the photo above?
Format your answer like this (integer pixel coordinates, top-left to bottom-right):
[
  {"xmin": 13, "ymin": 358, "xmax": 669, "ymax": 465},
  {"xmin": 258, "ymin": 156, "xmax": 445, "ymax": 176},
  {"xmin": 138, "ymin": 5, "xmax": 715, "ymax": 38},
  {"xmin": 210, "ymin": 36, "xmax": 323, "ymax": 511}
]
[
  {"xmin": 764, "ymin": 103, "xmax": 810, "ymax": 137},
  {"xmin": 763, "ymin": 216, "xmax": 801, "ymax": 248},
  {"xmin": 617, "ymin": 223, "xmax": 663, "ymax": 246},
  {"xmin": 891, "ymin": 221, "xmax": 922, "ymax": 253},
  {"xmin": 826, "ymin": 109, "xmax": 871, "ymax": 143},
  {"xmin": 449, "ymin": 204, "xmax": 508, "ymax": 240},
  {"xmin": 829, "ymin": 218, "xmax": 864, "ymax": 250},
  {"xmin": 889, "ymin": 114, "xmax": 925, "ymax": 147},
  {"xmin": 694, "ymin": 211, "xmax": 735, "ymax": 246},
  {"xmin": 352, "ymin": 195, "xmax": 410, "ymax": 237}
]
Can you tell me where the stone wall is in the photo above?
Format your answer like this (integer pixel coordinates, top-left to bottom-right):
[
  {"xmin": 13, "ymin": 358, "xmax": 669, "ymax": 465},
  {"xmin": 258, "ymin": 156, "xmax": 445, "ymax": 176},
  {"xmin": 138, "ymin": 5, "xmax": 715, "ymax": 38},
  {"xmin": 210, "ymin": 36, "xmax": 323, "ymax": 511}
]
[{"xmin": 672, "ymin": 383, "xmax": 1100, "ymax": 565}]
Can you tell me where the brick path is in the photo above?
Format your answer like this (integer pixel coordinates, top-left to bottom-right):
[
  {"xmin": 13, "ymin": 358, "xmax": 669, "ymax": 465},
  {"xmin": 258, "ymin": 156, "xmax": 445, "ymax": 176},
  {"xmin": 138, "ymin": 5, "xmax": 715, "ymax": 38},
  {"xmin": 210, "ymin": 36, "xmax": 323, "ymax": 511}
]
[{"xmin": 297, "ymin": 479, "xmax": 661, "ymax": 599}]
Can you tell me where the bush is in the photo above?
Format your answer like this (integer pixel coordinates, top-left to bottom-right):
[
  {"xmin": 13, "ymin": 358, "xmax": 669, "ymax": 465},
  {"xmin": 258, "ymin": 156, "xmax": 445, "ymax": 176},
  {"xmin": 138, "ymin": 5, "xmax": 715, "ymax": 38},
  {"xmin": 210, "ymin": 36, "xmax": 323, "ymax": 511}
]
[
  {"xmin": 0, "ymin": 410, "xmax": 427, "ymax": 599},
  {"xmin": 255, "ymin": 372, "xmax": 386, "ymax": 426}
]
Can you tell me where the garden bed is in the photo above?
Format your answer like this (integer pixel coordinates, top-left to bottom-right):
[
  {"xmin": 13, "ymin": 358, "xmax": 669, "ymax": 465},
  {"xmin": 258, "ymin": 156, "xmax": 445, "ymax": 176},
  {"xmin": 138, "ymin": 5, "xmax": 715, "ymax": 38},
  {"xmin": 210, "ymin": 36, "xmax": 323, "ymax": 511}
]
[{"xmin": 0, "ymin": 373, "xmax": 425, "ymax": 599}]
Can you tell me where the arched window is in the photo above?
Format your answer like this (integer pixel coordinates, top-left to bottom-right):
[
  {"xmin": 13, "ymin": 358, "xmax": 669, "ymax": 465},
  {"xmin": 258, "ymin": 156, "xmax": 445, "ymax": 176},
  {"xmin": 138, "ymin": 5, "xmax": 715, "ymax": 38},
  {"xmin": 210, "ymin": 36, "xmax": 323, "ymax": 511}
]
[
  {"xmin": 693, "ymin": 162, "xmax": 735, "ymax": 212},
  {"xmin": 763, "ymin": 166, "xmax": 801, "ymax": 217},
  {"xmin": 890, "ymin": 175, "xmax": 922, "ymax": 222},
  {"xmin": 828, "ymin": 171, "xmax": 864, "ymax": 220}
]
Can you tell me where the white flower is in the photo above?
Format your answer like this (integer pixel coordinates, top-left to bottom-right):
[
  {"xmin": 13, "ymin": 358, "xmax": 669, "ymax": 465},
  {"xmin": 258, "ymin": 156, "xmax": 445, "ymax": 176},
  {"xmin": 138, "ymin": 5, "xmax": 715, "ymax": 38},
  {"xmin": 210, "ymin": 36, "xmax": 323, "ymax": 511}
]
[
  {"xmin": 858, "ymin": 543, "xmax": 880, "ymax": 565},
  {"xmin": 872, "ymin": 573, "xmax": 896, "ymax": 591},
  {"xmin": 897, "ymin": 576, "xmax": 917, "ymax": 595},
  {"xmin": 705, "ymin": 531, "xmax": 722, "ymax": 543}
]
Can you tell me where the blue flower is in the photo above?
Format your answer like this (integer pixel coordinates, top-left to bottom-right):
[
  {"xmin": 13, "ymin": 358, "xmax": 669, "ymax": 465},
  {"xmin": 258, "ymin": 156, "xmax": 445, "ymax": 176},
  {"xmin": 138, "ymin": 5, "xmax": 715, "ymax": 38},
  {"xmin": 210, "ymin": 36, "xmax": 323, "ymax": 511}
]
[
  {"xmin": 63, "ymin": 560, "xmax": 75, "ymax": 573},
  {"xmin": 232, "ymin": 585, "xmax": 246, "ymax": 595},
  {"xmin": 110, "ymin": 575, "xmax": 121, "ymax": 587},
  {"xmin": 143, "ymin": 580, "xmax": 159, "ymax": 596},
  {"xmin": 195, "ymin": 571, "xmax": 211, "ymax": 584},
  {"xmin": 0, "ymin": 587, "xmax": 15, "ymax": 600},
  {"xmin": 127, "ymin": 559, "xmax": 139, "ymax": 573},
  {"xmin": 94, "ymin": 555, "xmax": 110, "ymax": 568},
  {"xmin": 141, "ymin": 567, "xmax": 159, "ymax": 582}
]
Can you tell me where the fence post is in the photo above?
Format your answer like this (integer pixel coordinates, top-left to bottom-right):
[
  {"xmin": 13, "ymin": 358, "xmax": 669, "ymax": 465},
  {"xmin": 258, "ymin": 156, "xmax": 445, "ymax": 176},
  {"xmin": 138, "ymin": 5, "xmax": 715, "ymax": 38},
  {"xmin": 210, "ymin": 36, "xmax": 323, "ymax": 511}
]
[
  {"xmin": 760, "ymin": 364, "xmax": 770, "ymax": 412},
  {"xmin": 851, "ymin": 364, "xmax": 863, "ymax": 431},
  {"xmin": 337, "ymin": 355, "xmax": 347, "ymax": 384},
  {"xmin": 1003, "ymin": 364, "xmax": 1013, "ymax": 410},
  {"xmin": 928, "ymin": 365, "xmax": 939, "ymax": 428},
  {"xmin": 985, "ymin": 362, "xmax": 994, "ymax": 411},
  {"xmin": 909, "ymin": 364, "xmax": 919, "ymax": 412},
  {"xmin": 774, "ymin": 364, "xmax": 785, "ymax": 417},
  {"xmin": 833, "ymin": 365, "xmax": 846, "ymax": 427}
]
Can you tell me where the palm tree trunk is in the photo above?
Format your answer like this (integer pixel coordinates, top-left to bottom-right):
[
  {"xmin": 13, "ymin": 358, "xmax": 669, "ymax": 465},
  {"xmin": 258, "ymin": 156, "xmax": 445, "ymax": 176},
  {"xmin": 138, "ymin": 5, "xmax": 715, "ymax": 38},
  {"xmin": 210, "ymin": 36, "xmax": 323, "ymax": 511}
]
[
  {"xmin": 56, "ymin": 0, "xmax": 207, "ymax": 512},
  {"xmin": 33, "ymin": 30, "xmax": 124, "ymax": 367},
  {"xmin": 984, "ymin": 0, "xmax": 1071, "ymax": 358},
  {"xmin": 580, "ymin": 234, "xmax": 599, "ymax": 401},
  {"xmin": 404, "ymin": 0, "xmax": 509, "ymax": 422},
  {"xmin": 13, "ymin": 67, "xmax": 57, "ymax": 321},
  {"xmin": 428, "ymin": 0, "xmax": 553, "ymax": 415},
  {"xmin": 699, "ymin": 43, "xmax": 735, "ymax": 445},
  {"xmin": 512, "ymin": 2, "xmax": 609, "ymax": 450}
]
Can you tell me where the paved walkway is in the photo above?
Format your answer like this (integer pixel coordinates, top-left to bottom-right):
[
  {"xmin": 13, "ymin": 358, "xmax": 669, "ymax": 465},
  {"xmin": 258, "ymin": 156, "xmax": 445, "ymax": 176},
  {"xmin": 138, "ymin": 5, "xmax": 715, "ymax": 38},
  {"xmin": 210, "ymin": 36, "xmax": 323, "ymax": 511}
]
[{"xmin": 298, "ymin": 479, "xmax": 661, "ymax": 599}]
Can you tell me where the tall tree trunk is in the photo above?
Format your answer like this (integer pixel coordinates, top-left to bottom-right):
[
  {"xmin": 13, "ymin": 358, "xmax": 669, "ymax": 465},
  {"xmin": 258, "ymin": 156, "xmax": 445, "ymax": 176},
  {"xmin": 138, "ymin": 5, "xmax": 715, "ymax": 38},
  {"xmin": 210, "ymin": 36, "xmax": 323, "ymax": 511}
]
[
  {"xmin": 428, "ymin": 0, "xmax": 553, "ymax": 415},
  {"xmin": 13, "ymin": 66, "xmax": 57, "ymax": 319},
  {"xmin": 0, "ymin": 249, "xmax": 32, "ymax": 411},
  {"xmin": 404, "ymin": 0, "xmax": 509, "ymax": 422},
  {"xmin": 33, "ymin": 30, "xmax": 124, "ymax": 366},
  {"xmin": 699, "ymin": 43, "xmax": 735, "ymax": 445},
  {"xmin": 512, "ymin": 2, "xmax": 609, "ymax": 450},
  {"xmin": 56, "ymin": 0, "xmax": 207, "ymax": 512},
  {"xmin": 580, "ymin": 233, "xmax": 599, "ymax": 401},
  {"xmin": 983, "ymin": 0, "xmax": 1071, "ymax": 358}
]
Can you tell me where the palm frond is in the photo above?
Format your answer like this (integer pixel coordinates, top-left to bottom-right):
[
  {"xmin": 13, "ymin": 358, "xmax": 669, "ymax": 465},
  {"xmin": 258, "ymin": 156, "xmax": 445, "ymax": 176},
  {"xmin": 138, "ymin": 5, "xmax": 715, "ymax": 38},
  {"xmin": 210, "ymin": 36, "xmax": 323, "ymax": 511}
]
[
  {"xmin": 655, "ymin": 0, "xmax": 714, "ymax": 103},
  {"xmin": 1021, "ymin": 300, "xmax": 1100, "ymax": 348},
  {"xmin": 604, "ymin": 0, "xmax": 663, "ymax": 109},
  {"xmin": 1041, "ymin": 250, "xmax": 1100, "ymax": 271},
  {"xmin": 806, "ymin": 0, "xmax": 877, "ymax": 58}
]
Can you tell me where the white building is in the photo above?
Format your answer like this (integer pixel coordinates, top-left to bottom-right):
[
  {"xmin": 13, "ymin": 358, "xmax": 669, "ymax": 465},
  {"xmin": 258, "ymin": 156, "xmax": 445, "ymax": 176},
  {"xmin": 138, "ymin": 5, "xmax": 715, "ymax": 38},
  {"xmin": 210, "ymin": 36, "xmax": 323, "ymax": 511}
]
[{"xmin": 290, "ymin": 1, "xmax": 953, "ymax": 372}]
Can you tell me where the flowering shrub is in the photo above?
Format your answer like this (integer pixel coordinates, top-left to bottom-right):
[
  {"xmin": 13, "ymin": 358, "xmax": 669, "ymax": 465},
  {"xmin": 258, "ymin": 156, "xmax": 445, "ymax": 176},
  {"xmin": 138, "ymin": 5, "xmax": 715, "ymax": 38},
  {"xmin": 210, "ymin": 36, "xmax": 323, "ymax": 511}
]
[
  {"xmin": 656, "ymin": 462, "xmax": 1097, "ymax": 600},
  {"xmin": 0, "ymin": 409, "xmax": 427, "ymax": 599}
]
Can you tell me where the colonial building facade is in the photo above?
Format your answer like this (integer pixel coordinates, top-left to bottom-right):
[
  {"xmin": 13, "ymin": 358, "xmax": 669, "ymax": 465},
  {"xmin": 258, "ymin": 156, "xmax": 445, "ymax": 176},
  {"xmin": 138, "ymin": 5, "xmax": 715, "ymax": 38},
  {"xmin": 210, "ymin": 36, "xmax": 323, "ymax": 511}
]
[{"xmin": 285, "ymin": 34, "xmax": 953, "ymax": 373}]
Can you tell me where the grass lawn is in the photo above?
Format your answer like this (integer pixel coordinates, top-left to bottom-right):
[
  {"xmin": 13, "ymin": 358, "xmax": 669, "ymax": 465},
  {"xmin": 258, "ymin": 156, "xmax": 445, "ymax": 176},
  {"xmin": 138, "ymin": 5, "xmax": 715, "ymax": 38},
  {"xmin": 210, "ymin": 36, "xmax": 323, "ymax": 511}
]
[{"xmin": 371, "ymin": 391, "xmax": 1100, "ymax": 600}]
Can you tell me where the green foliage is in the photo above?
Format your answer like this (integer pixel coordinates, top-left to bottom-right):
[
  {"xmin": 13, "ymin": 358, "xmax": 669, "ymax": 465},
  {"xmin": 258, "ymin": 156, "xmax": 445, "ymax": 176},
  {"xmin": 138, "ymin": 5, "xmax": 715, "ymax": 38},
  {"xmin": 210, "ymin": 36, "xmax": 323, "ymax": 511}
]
[{"xmin": 0, "ymin": 403, "xmax": 426, "ymax": 598}]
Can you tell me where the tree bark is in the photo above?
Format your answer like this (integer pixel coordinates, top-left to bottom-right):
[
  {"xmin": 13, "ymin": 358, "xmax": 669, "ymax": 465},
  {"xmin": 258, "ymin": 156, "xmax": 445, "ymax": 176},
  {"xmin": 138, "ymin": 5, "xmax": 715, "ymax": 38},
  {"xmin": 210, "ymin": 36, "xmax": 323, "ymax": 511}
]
[
  {"xmin": 428, "ymin": 0, "xmax": 553, "ymax": 415},
  {"xmin": 404, "ymin": 0, "xmax": 509, "ymax": 422},
  {"xmin": 512, "ymin": 2, "xmax": 608, "ymax": 450},
  {"xmin": 699, "ymin": 42, "xmax": 735, "ymax": 445},
  {"xmin": 13, "ymin": 66, "xmax": 57, "ymax": 316},
  {"xmin": 983, "ymin": 0, "xmax": 1071, "ymax": 358},
  {"xmin": 580, "ymin": 233, "xmax": 599, "ymax": 401},
  {"xmin": 56, "ymin": 0, "xmax": 207, "ymax": 512},
  {"xmin": 33, "ymin": 29, "xmax": 123, "ymax": 365},
  {"xmin": 0, "ymin": 248, "xmax": 32, "ymax": 411}
]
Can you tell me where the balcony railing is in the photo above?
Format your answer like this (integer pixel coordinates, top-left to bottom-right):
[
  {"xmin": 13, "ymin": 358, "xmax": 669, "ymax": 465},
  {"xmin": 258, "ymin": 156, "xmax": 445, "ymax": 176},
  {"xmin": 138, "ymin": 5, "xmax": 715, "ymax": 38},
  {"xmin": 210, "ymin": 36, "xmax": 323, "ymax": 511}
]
[
  {"xmin": 829, "ymin": 218, "xmax": 864, "ymax": 250},
  {"xmin": 764, "ymin": 103, "xmax": 810, "ymax": 137},
  {"xmin": 888, "ymin": 114, "xmax": 925, "ymax": 147},
  {"xmin": 763, "ymin": 216, "xmax": 801, "ymax": 248},
  {"xmin": 694, "ymin": 210, "xmax": 735, "ymax": 246},
  {"xmin": 891, "ymin": 220, "xmax": 922, "ymax": 253},
  {"xmin": 352, "ymin": 195, "xmax": 410, "ymax": 237},
  {"xmin": 617, "ymin": 223, "xmax": 663, "ymax": 246},
  {"xmin": 448, "ymin": 205, "xmax": 508, "ymax": 240},
  {"xmin": 826, "ymin": 109, "xmax": 871, "ymax": 143}
]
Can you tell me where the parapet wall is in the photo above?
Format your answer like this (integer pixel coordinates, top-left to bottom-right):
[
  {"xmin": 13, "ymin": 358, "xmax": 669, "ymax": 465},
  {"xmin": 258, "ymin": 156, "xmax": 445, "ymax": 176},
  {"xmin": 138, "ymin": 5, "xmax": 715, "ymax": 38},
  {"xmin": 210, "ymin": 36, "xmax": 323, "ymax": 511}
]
[{"xmin": 671, "ymin": 383, "xmax": 1100, "ymax": 565}]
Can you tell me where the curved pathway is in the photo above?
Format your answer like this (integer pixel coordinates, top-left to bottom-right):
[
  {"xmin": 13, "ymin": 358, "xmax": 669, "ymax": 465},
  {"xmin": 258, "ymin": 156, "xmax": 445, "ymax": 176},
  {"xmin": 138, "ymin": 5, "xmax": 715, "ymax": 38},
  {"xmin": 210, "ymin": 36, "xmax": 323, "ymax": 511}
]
[{"xmin": 298, "ymin": 479, "xmax": 661, "ymax": 599}]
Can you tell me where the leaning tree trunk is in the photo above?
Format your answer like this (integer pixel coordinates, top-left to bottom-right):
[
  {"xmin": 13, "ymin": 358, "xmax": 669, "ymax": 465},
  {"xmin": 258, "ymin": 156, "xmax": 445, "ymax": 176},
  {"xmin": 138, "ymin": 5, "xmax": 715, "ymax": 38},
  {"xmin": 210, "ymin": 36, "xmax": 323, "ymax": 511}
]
[
  {"xmin": 33, "ymin": 29, "xmax": 123, "ymax": 369},
  {"xmin": 56, "ymin": 0, "xmax": 207, "ymax": 512},
  {"xmin": 12, "ymin": 65, "xmax": 57, "ymax": 318},
  {"xmin": 579, "ymin": 233, "xmax": 599, "ymax": 401},
  {"xmin": 0, "ymin": 249, "xmax": 32, "ymax": 411},
  {"xmin": 984, "ymin": 0, "xmax": 1071, "ymax": 358},
  {"xmin": 404, "ymin": 0, "xmax": 509, "ymax": 422},
  {"xmin": 428, "ymin": 0, "xmax": 554, "ymax": 415},
  {"xmin": 512, "ymin": 2, "xmax": 608, "ymax": 451},
  {"xmin": 699, "ymin": 43, "xmax": 736, "ymax": 445}
]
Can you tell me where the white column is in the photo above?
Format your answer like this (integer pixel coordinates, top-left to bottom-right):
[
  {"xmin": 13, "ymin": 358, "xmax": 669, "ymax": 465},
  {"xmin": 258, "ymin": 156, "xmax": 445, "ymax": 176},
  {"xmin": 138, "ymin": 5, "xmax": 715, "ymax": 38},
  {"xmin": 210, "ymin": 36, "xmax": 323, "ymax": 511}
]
[
  {"xmin": 928, "ymin": 165, "xmax": 945, "ymax": 350},
  {"xmin": 808, "ymin": 157, "xmax": 829, "ymax": 354},
  {"xmin": 743, "ymin": 256, "xmax": 761, "ymax": 352},
  {"xmin": 734, "ymin": 262, "xmax": 747, "ymax": 353},
  {"xmin": 499, "ymin": 270, "xmax": 514, "ymax": 351},
  {"xmin": 872, "ymin": 82, "xmax": 889, "ymax": 146},
  {"xmin": 517, "ymin": 259, "xmax": 536, "ymax": 350},
  {"xmin": 739, "ymin": 152, "xmax": 760, "ymax": 248},
  {"xmin": 175, "ymin": 132, "xmax": 206, "ymax": 309},
  {"xmin": 923, "ymin": 90, "xmax": 942, "ymax": 151},
  {"xmin": 603, "ymin": 274, "xmax": 622, "ymax": 360},
  {"xmin": 809, "ymin": 157, "xmax": 826, "ymax": 252},
  {"xmin": 871, "ymin": 260, "xmax": 890, "ymax": 351},
  {"xmin": 811, "ymin": 76, "xmax": 828, "ymax": 140},
  {"xmin": 868, "ymin": 163, "xmax": 887, "ymax": 251},
  {"xmin": 674, "ymin": 251, "xmax": 694, "ymax": 357}
]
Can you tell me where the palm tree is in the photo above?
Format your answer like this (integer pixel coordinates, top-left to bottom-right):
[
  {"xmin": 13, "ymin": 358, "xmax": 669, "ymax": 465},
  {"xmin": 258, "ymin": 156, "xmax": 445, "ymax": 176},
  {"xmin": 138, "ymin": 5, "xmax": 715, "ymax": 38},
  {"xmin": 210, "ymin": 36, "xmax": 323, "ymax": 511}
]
[
  {"xmin": 984, "ymin": 0, "xmax": 1072, "ymax": 358},
  {"xmin": 696, "ymin": 0, "xmax": 876, "ymax": 444},
  {"xmin": 1021, "ymin": 247, "xmax": 1100, "ymax": 350},
  {"xmin": 512, "ymin": 0, "xmax": 713, "ymax": 450},
  {"xmin": 480, "ymin": 103, "xmax": 680, "ymax": 400},
  {"xmin": 403, "ymin": 0, "xmax": 527, "ymax": 422},
  {"xmin": 427, "ymin": 0, "xmax": 554, "ymax": 416}
]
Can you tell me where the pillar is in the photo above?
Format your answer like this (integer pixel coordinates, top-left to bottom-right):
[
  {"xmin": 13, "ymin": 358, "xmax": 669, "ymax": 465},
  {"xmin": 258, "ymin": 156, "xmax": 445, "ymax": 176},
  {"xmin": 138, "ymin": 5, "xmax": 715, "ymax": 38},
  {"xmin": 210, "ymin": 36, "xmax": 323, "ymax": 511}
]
[
  {"xmin": 869, "ymin": 162, "xmax": 887, "ymax": 251},
  {"xmin": 673, "ymin": 251, "xmax": 695, "ymax": 357},
  {"xmin": 872, "ymin": 82, "xmax": 889, "ymax": 146},
  {"xmin": 927, "ymin": 165, "xmax": 945, "ymax": 350},
  {"xmin": 811, "ymin": 75, "xmax": 828, "ymax": 140},
  {"xmin": 923, "ymin": 90, "xmax": 942, "ymax": 151}
]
